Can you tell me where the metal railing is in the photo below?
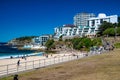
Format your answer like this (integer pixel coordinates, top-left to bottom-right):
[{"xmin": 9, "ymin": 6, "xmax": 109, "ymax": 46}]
[{"xmin": 0, "ymin": 54, "xmax": 85, "ymax": 77}]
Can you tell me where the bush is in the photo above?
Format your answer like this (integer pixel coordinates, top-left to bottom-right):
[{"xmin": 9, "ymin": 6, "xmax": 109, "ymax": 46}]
[
  {"xmin": 45, "ymin": 39, "xmax": 54, "ymax": 50},
  {"xmin": 114, "ymin": 43, "xmax": 120, "ymax": 48},
  {"xmin": 103, "ymin": 28, "xmax": 115, "ymax": 36},
  {"xmin": 92, "ymin": 38, "xmax": 102, "ymax": 46},
  {"xmin": 71, "ymin": 37, "xmax": 101, "ymax": 51}
]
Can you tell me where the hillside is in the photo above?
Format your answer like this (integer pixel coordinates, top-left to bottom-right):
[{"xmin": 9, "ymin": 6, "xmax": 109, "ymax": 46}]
[{"xmin": 1, "ymin": 49, "xmax": 120, "ymax": 80}]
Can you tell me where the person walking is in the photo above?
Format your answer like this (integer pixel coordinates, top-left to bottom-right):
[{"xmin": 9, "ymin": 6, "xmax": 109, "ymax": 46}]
[{"xmin": 17, "ymin": 60, "xmax": 20, "ymax": 66}]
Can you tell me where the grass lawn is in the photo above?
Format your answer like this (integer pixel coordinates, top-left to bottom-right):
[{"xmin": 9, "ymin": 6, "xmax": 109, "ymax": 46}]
[{"xmin": 1, "ymin": 49, "xmax": 120, "ymax": 80}]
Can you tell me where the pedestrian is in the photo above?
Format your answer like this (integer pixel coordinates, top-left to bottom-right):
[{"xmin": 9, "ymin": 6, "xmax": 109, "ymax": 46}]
[
  {"xmin": 77, "ymin": 55, "xmax": 78, "ymax": 58},
  {"xmin": 51, "ymin": 54, "xmax": 52, "ymax": 57},
  {"xmin": 46, "ymin": 54, "xmax": 48, "ymax": 58},
  {"xmin": 13, "ymin": 74, "xmax": 18, "ymax": 80},
  {"xmin": 17, "ymin": 60, "xmax": 20, "ymax": 66},
  {"xmin": 24, "ymin": 56, "xmax": 26, "ymax": 60},
  {"xmin": 10, "ymin": 56, "xmax": 13, "ymax": 59}
]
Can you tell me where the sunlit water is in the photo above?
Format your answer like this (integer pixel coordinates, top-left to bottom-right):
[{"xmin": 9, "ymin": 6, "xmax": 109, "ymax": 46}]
[{"xmin": 0, "ymin": 52, "xmax": 43, "ymax": 59}]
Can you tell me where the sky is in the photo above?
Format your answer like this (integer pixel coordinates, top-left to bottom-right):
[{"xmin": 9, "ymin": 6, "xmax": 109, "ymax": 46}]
[{"xmin": 0, "ymin": 0, "xmax": 120, "ymax": 42}]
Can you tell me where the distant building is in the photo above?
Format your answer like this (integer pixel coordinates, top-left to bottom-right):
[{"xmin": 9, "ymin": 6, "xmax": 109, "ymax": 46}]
[
  {"xmin": 32, "ymin": 37, "xmax": 40, "ymax": 45},
  {"xmin": 54, "ymin": 13, "xmax": 118, "ymax": 39},
  {"xmin": 23, "ymin": 35, "xmax": 51, "ymax": 49},
  {"xmin": 33, "ymin": 35, "xmax": 52, "ymax": 46},
  {"xmin": 87, "ymin": 13, "xmax": 118, "ymax": 35},
  {"xmin": 73, "ymin": 12, "xmax": 96, "ymax": 26},
  {"xmin": 54, "ymin": 24, "xmax": 93, "ymax": 39},
  {"xmin": 54, "ymin": 24, "xmax": 79, "ymax": 39}
]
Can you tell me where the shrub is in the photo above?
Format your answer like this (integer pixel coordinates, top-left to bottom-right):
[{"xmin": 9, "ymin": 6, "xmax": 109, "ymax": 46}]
[{"xmin": 114, "ymin": 42, "xmax": 120, "ymax": 48}]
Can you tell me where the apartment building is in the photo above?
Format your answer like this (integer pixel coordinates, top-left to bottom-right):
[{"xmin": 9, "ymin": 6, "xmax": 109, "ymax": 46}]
[
  {"xmin": 54, "ymin": 24, "xmax": 79, "ymax": 39},
  {"xmin": 87, "ymin": 13, "xmax": 118, "ymax": 35},
  {"xmin": 73, "ymin": 12, "xmax": 96, "ymax": 26},
  {"xmin": 54, "ymin": 13, "xmax": 118, "ymax": 39},
  {"xmin": 32, "ymin": 35, "xmax": 51, "ymax": 46}
]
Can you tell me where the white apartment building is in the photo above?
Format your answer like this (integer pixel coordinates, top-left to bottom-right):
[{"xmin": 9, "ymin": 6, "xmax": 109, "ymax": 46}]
[
  {"xmin": 54, "ymin": 13, "xmax": 118, "ymax": 39},
  {"xmin": 32, "ymin": 35, "xmax": 51, "ymax": 46},
  {"xmin": 23, "ymin": 35, "xmax": 51, "ymax": 49},
  {"xmin": 87, "ymin": 13, "xmax": 118, "ymax": 35},
  {"xmin": 54, "ymin": 24, "xmax": 80, "ymax": 39},
  {"xmin": 73, "ymin": 12, "xmax": 96, "ymax": 26}
]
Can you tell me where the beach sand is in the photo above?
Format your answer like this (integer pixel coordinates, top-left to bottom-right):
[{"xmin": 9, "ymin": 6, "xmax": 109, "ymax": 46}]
[
  {"xmin": 0, "ymin": 50, "xmax": 85, "ymax": 76},
  {"xmin": 0, "ymin": 50, "xmax": 86, "ymax": 66}
]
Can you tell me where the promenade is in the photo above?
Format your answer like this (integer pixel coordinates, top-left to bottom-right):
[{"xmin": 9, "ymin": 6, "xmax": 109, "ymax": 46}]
[{"xmin": 0, "ymin": 51, "xmax": 87, "ymax": 77}]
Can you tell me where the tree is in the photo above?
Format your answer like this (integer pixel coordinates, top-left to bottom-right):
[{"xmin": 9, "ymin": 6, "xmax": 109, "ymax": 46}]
[
  {"xmin": 103, "ymin": 28, "xmax": 115, "ymax": 36},
  {"xmin": 82, "ymin": 38, "xmax": 92, "ymax": 48},
  {"xmin": 117, "ymin": 27, "xmax": 120, "ymax": 36},
  {"xmin": 118, "ymin": 16, "xmax": 120, "ymax": 23},
  {"xmin": 117, "ymin": 22, "xmax": 120, "ymax": 27},
  {"xmin": 78, "ymin": 38, "xmax": 92, "ymax": 51},
  {"xmin": 72, "ymin": 38, "xmax": 82, "ymax": 49},
  {"xmin": 65, "ymin": 39, "xmax": 73, "ymax": 48},
  {"xmin": 98, "ymin": 21, "xmax": 114, "ymax": 36},
  {"xmin": 59, "ymin": 35, "xmax": 63, "ymax": 41},
  {"xmin": 72, "ymin": 38, "xmax": 93, "ymax": 51},
  {"xmin": 45, "ymin": 39, "xmax": 54, "ymax": 50},
  {"xmin": 15, "ymin": 36, "xmax": 36, "ymax": 42},
  {"xmin": 16, "ymin": 36, "xmax": 34, "ymax": 40},
  {"xmin": 92, "ymin": 38, "xmax": 102, "ymax": 46}
]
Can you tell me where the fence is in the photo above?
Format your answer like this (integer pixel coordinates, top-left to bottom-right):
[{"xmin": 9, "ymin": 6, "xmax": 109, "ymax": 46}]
[{"xmin": 0, "ymin": 54, "xmax": 85, "ymax": 77}]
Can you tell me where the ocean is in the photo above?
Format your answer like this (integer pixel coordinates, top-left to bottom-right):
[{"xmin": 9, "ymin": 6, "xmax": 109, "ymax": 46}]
[
  {"xmin": 0, "ymin": 42, "xmax": 43, "ymax": 59},
  {"xmin": 0, "ymin": 52, "xmax": 43, "ymax": 59}
]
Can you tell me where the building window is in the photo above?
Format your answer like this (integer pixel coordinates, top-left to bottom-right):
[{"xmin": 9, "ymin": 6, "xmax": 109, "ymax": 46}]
[
  {"xmin": 92, "ymin": 20, "xmax": 95, "ymax": 26},
  {"xmin": 87, "ymin": 21, "xmax": 89, "ymax": 26},
  {"xmin": 100, "ymin": 19, "xmax": 103, "ymax": 23},
  {"xmin": 96, "ymin": 19, "xmax": 98, "ymax": 23}
]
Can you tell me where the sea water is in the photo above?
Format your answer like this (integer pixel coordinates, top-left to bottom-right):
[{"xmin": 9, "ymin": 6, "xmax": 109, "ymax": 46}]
[{"xmin": 0, "ymin": 52, "xmax": 43, "ymax": 59}]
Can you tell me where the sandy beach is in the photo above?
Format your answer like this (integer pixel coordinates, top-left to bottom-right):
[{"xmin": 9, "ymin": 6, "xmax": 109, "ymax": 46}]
[
  {"xmin": 0, "ymin": 50, "xmax": 84, "ymax": 66},
  {"xmin": 0, "ymin": 50, "xmax": 85, "ymax": 77},
  {"xmin": 0, "ymin": 56, "xmax": 45, "ymax": 66}
]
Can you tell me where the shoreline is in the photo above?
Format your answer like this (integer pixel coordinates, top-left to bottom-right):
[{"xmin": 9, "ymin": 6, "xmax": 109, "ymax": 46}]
[
  {"xmin": 0, "ymin": 52, "xmax": 43, "ymax": 60},
  {"xmin": 0, "ymin": 50, "xmax": 84, "ymax": 66},
  {"xmin": 0, "ymin": 50, "xmax": 88, "ymax": 77},
  {"xmin": 0, "ymin": 55, "xmax": 46, "ymax": 66}
]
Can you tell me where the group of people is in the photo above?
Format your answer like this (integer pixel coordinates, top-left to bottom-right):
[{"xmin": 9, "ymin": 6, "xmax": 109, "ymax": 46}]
[
  {"xmin": 10, "ymin": 55, "xmax": 27, "ymax": 67},
  {"xmin": 10, "ymin": 54, "xmax": 28, "ymax": 60},
  {"xmin": 21, "ymin": 56, "xmax": 27, "ymax": 60}
]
